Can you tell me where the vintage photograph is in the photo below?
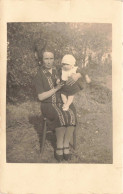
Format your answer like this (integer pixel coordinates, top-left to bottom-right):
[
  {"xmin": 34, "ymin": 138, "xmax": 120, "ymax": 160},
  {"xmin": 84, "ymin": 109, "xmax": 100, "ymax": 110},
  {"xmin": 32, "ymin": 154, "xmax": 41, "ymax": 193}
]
[{"xmin": 6, "ymin": 22, "xmax": 112, "ymax": 163}]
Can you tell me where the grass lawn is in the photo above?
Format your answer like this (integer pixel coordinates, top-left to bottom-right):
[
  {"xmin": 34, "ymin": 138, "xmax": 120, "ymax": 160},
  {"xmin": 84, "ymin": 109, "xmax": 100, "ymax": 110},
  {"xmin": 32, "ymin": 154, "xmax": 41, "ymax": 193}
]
[{"xmin": 6, "ymin": 73, "xmax": 112, "ymax": 163}]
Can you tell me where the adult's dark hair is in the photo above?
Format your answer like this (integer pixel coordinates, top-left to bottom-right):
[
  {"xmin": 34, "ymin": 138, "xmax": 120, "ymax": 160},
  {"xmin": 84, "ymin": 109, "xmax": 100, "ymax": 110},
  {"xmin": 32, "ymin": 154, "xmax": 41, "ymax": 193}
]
[{"xmin": 34, "ymin": 41, "xmax": 55, "ymax": 65}]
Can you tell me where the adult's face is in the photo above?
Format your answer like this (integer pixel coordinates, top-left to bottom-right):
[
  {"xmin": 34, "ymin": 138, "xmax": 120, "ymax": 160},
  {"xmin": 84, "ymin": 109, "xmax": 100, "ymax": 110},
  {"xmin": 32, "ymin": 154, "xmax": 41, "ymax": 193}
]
[{"xmin": 43, "ymin": 52, "xmax": 54, "ymax": 69}]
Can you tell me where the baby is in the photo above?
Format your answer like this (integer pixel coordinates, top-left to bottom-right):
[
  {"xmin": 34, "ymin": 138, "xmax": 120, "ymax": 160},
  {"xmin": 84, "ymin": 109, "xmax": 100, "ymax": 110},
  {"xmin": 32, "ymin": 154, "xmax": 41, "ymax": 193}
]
[{"xmin": 57, "ymin": 54, "xmax": 91, "ymax": 111}]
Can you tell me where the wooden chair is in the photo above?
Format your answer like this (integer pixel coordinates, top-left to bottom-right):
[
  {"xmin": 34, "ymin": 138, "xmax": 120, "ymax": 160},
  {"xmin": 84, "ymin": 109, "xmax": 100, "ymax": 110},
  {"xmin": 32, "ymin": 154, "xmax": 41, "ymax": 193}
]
[{"xmin": 40, "ymin": 117, "xmax": 77, "ymax": 154}]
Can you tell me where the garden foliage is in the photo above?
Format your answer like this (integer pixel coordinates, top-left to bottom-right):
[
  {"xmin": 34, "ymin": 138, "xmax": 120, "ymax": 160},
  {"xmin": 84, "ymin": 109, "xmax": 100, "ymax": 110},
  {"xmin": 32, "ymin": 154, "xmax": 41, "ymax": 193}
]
[{"xmin": 7, "ymin": 23, "xmax": 112, "ymax": 103}]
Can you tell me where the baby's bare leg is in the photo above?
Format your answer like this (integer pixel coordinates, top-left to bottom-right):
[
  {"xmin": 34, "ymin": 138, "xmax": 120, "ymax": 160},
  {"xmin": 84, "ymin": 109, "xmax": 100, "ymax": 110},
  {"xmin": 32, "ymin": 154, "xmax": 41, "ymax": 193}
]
[
  {"xmin": 66, "ymin": 95, "xmax": 74, "ymax": 107},
  {"xmin": 61, "ymin": 93, "xmax": 68, "ymax": 104},
  {"xmin": 63, "ymin": 95, "xmax": 74, "ymax": 111}
]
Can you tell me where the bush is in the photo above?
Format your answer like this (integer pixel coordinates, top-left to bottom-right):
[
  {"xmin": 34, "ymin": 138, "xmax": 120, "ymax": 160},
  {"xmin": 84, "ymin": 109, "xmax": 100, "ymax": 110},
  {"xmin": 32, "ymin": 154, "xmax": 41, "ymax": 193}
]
[{"xmin": 7, "ymin": 23, "xmax": 112, "ymax": 103}]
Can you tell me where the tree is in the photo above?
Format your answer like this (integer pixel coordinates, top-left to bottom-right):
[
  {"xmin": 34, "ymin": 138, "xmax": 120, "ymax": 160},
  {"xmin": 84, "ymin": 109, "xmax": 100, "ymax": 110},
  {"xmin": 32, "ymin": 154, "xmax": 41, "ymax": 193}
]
[{"xmin": 7, "ymin": 23, "xmax": 112, "ymax": 103}]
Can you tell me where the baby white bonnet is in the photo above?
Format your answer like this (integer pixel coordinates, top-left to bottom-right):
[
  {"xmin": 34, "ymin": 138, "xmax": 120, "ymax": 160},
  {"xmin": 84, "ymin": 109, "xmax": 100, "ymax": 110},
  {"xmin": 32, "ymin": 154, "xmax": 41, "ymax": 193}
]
[{"xmin": 61, "ymin": 54, "xmax": 76, "ymax": 66}]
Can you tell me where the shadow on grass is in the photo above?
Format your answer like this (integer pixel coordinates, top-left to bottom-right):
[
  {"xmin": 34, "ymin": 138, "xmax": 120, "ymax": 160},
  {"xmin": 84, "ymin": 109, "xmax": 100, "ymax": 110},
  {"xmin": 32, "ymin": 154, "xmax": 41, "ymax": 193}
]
[{"xmin": 28, "ymin": 115, "xmax": 56, "ymax": 152}]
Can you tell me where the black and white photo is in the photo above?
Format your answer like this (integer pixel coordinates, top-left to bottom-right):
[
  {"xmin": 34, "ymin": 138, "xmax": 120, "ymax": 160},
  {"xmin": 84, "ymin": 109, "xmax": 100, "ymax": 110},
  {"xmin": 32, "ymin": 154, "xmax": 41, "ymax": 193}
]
[{"xmin": 6, "ymin": 22, "xmax": 112, "ymax": 163}]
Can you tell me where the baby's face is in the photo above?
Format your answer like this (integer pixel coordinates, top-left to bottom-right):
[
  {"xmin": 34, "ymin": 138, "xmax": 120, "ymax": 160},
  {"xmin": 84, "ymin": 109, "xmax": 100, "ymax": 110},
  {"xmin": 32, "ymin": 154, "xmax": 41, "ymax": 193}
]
[{"xmin": 62, "ymin": 63, "xmax": 73, "ymax": 71}]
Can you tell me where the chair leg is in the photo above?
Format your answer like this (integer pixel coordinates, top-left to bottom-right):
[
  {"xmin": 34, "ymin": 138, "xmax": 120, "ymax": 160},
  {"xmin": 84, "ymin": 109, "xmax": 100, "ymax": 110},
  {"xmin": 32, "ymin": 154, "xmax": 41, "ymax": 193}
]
[
  {"xmin": 73, "ymin": 126, "xmax": 76, "ymax": 150},
  {"xmin": 40, "ymin": 118, "xmax": 47, "ymax": 154}
]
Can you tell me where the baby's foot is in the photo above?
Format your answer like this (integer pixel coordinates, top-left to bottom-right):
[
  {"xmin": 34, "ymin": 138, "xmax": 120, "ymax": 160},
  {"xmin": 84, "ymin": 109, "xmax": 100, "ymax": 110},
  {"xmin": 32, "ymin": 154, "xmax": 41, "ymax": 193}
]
[{"xmin": 62, "ymin": 104, "xmax": 69, "ymax": 111}]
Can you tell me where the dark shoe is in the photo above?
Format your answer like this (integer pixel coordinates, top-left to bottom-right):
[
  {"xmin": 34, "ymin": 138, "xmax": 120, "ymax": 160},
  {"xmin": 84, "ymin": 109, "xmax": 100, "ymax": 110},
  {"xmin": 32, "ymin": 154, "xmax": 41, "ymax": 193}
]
[
  {"xmin": 63, "ymin": 147, "xmax": 71, "ymax": 161},
  {"xmin": 54, "ymin": 148, "xmax": 63, "ymax": 162}
]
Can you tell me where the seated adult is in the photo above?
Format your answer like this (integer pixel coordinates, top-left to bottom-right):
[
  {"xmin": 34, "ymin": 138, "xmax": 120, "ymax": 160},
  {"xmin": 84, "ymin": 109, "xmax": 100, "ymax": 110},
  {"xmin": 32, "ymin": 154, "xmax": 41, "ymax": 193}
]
[{"xmin": 34, "ymin": 46, "xmax": 82, "ymax": 162}]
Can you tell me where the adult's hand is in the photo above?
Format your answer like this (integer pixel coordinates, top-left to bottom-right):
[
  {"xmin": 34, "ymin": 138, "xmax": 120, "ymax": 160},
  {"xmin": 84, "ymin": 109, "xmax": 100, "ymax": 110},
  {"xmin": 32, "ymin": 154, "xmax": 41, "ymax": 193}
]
[
  {"xmin": 66, "ymin": 73, "xmax": 81, "ymax": 86},
  {"xmin": 55, "ymin": 82, "xmax": 64, "ymax": 91},
  {"xmin": 38, "ymin": 82, "xmax": 64, "ymax": 101}
]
